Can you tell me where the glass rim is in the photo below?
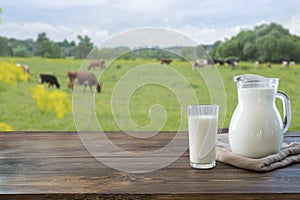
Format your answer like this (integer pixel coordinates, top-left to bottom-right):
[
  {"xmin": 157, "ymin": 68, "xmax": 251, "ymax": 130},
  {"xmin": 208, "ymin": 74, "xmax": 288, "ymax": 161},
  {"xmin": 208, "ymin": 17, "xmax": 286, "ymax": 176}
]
[
  {"xmin": 187, "ymin": 104, "xmax": 219, "ymax": 108},
  {"xmin": 238, "ymin": 78, "xmax": 279, "ymax": 85}
]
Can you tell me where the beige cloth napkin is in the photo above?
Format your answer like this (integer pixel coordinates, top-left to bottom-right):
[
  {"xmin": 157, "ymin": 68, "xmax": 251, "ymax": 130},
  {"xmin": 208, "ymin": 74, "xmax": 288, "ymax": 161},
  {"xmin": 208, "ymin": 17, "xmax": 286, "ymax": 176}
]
[{"xmin": 216, "ymin": 133, "xmax": 300, "ymax": 172}]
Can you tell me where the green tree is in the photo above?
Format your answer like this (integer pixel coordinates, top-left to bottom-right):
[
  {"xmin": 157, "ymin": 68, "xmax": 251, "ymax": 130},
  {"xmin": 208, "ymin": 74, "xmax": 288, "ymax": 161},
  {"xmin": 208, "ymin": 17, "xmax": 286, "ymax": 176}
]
[
  {"xmin": 13, "ymin": 46, "xmax": 33, "ymax": 57},
  {"xmin": 0, "ymin": 36, "xmax": 13, "ymax": 56},
  {"xmin": 9, "ymin": 38, "xmax": 35, "ymax": 57},
  {"xmin": 36, "ymin": 32, "xmax": 48, "ymax": 44},
  {"xmin": 35, "ymin": 33, "xmax": 62, "ymax": 58},
  {"xmin": 278, "ymin": 36, "xmax": 294, "ymax": 61},
  {"xmin": 211, "ymin": 22, "xmax": 300, "ymax": 62},
  {"xmin": 43, "ymin": 41, "xmax": 62, "ymax": 58},
  {"xmin": 264, "ymin": 34, "xmax": 280, "ymax": 62},
  {"xmin": 243, "ymin": 41, "xmax": 256, "ymax": 60},
  {"xmin": 75, "ymin": 35, "xmax": 93, "ymax": 59},
  {"xmin": 209, "ymin": 41, "xmax": 222, "ymax": 59},
  {"xmin": 292, "ymin": 41, "xmax": 300, "ymax": 62},
  {"xmin": 35, "ymin": 32, "xmax": 50, "ymax": 56},
  {"xmin": 58, "ymin": 39, "xmax": 76, "ymax": 57}
]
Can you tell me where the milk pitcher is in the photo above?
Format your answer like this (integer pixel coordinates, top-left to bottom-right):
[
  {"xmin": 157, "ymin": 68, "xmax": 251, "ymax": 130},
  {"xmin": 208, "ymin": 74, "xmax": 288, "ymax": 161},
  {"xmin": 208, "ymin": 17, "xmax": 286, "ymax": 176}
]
[{"xmin": 228, "ymin": 74, "xmax": 291, "ymax": 158}]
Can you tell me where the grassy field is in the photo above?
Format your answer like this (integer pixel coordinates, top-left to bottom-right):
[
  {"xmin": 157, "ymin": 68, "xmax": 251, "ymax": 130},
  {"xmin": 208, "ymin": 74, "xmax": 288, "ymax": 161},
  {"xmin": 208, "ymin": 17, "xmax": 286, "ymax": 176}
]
[{"xmin": 0, "ymin": 57, "xmax": 299, "ymax": 131}]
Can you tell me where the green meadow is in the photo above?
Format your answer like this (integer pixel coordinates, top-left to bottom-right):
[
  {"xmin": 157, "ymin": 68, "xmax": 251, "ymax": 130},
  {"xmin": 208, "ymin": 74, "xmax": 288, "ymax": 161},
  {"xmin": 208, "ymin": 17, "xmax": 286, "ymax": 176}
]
[{"xmin": 0, "ymin": 57, "xmax": 299, "ymax": 131}]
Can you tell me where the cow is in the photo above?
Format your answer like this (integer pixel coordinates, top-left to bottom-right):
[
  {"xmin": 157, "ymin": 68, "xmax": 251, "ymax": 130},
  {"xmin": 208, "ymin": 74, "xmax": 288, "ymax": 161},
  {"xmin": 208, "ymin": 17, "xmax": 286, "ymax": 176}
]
[
  {"xmin": 254, "ymin": 61, "xmax": 271, "ymax": 68},
  {"xmin": 39, "ymin": 74, "xmax": 60, "ymax": 89},
  {"xmin": 67, "ymin": 71, "xmax": 77, "ymax": 90},
  {"xmin": 70, "ymin": 71, "xmax": 102, "ymax": 93},
  {"xmin": 213, "ymin": 59, "xmax": 225, "ymax": 66},
  {"xmin": 67, "ymin": 71, "xmax": 77, "ymax": 81},
  {"xmin": 289, "ymin": 61, "xmax": 296, "ymax": 66},
  {"xmin": 161, "ymin": 58, "xmax": 173, "ymax": 65},
  {"xmin": 193, "ymin": 59, "xmax": 208, "ymax": 68},
  {"xmin": 16, "ymin": 63, "xmax": 30, "ymax": 74},
  {"xmin": 282, "ymin": 60, "xmax": 295, "ymax": 67},
  {"xmin": 88, "ymin": 60, "xmax": 105, "ymax": 70},
  {"xmin": 282, "ymin": 60, "xmax": 289, "ymax": 67},
  {"xmin": 254, "ymin": 60, "xmax": 260, "ymax": 68},
  {"xmin": 225, "ymin": 59, "xmax": 239, "ymax": 68},
  {"xmin": 193, "ymin": 59, "xmax": 214, "ymax": 68}
]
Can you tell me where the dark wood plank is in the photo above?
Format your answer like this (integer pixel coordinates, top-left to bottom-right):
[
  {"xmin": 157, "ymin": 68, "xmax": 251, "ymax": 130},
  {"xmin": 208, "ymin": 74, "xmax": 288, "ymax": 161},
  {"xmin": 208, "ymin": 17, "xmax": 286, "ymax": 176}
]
[{"xmin": 0, "ymin": 131, "xmax": 300, "ymax": 199}]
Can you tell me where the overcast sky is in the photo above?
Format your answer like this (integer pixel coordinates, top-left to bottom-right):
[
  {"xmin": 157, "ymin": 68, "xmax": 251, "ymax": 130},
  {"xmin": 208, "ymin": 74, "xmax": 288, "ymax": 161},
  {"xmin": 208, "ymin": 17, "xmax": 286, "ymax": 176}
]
[{"xmin": 1, "ymin": 0, "xmax": 300, "ymax": 45}]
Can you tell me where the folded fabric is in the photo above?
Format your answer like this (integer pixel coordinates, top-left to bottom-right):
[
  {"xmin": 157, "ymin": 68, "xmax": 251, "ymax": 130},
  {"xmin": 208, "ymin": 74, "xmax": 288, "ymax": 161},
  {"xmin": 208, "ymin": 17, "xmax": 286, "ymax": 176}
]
[{"xmin": 216, "ymin": 133, "xmax": 300, "ymax": 172}]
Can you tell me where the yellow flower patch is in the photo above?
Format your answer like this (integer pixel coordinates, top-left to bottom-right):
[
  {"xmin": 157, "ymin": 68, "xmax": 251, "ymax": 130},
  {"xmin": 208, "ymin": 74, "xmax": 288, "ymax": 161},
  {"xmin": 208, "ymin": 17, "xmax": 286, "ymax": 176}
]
[
  {"xmin": 0, "ymin": 62, "xmax": 30, "ymax": 85},
  {"xmin": 0, "ymin": 122, "xmax": 13, "ymax": 131},
  {"xmin": 30, "ymin": 85, "xmax": 72, "ymax": 118}
]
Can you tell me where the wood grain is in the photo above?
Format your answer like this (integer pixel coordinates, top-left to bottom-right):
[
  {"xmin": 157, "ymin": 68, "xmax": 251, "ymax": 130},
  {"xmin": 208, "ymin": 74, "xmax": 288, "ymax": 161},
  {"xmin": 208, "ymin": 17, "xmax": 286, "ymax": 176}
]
[{"xmin": 0, "ymin": 131, "xmax": 300, "ymax": 199}]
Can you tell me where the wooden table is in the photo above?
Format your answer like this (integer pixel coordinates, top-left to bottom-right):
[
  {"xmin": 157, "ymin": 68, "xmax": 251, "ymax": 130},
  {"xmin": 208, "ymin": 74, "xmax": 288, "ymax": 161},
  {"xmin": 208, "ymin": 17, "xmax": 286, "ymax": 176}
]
[{"xmin": 0, "ymin": 131, "xmax": 300, "ymax": 200}]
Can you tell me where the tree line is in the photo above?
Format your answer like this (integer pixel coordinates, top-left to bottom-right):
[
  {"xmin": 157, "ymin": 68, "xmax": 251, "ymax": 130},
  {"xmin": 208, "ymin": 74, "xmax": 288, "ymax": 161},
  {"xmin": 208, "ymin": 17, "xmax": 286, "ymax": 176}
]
[
  {"xmin": 0, "ymin": 31, "xmax": 210, "ymax": 61},
  {"xmin": 0, "ymin": 23, "xmax": 300, "ymax": 62},
  {"xmin": 0, "ymin": 32, "xmax": 94, "ymax": 59},
  {"xmin": 210, "ymin": 23, "xmax": 300, "ymax": 63}
]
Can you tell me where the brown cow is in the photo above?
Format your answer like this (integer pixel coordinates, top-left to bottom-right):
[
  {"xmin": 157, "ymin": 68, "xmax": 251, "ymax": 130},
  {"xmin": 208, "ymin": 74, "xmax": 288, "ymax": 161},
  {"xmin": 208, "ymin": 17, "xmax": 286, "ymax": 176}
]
[
  {"xmin": 68, "ymin": 71, "xmax": 102, "ymax": 93},
  {"xmin": 88, "ymin": 60, "xmax": 105, "ymax": 70},
  {"xmin": 67, "ymin": 71, "xmax": 77, "ymax": 90},
  {"xmin": 160, "ymin": 58, "xmax": 173, "ymax": 65}
]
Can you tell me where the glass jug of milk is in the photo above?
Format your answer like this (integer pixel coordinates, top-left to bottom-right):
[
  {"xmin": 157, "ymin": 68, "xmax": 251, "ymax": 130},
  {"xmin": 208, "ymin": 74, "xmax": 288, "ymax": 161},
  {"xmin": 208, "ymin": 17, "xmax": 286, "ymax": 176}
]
[{"xmin": 229, "ymin": 74, "xmax": 291, "ymax": 158}]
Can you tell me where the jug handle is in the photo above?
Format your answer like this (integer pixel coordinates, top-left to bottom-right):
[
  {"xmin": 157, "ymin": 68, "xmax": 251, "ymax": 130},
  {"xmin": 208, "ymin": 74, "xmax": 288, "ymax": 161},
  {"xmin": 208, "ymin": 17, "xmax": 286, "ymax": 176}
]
[{"xmin": 276, "ymin": 91, "xmax": 291, "ymax": 133}]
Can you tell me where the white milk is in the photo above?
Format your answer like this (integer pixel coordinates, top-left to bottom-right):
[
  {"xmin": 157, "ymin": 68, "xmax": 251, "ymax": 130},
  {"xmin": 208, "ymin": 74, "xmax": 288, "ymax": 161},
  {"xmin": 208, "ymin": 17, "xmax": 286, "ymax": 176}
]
[
  {"xmin": 229, "ymin": 88, "xmax": 283, "ymax": 158},
  {"xmin": 188, "ymin": 115, "xmax": 218, "ymax": 164}
]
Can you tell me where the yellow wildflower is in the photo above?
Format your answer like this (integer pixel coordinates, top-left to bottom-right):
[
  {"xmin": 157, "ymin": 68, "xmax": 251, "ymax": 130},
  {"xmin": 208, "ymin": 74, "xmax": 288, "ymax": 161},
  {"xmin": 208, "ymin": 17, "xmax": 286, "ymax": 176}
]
[
  {"xmin": 30, "ymin": 85, "xmax": 72, "ymax": 118},
  {"xmin": 0, "ymin": 122, "xmax": 13, "ymax": 131},
  {"xmin": 0, "ymin": 62, "xmax": 30, "ymax": 85}
]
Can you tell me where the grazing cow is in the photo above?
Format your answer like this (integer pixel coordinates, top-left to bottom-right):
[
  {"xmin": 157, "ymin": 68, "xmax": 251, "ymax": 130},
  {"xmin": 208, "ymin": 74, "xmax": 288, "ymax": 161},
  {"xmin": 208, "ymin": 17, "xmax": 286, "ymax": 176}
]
[
  {"xmin": 225, "ymin": 59, "xmax": 239, "ymax": 68},
  {"xmin": 213, "ymin": 59, "xmax": 225, "ymax": 66},
  {"xmin": 289, "ymin": 61, "xmax": 296, "ymax": 66},
  {"xmin": 161, "ymin": 58, "xmax": 173, "ymax": 65},
  {"xmin": 16, "ymin": 63, "xmax": 30, "ymax": 74},
  {"xmin": 67, "ymin": 71, "xmax": 77, "ymax": 81},
  {"xmin": 282, "ymin": 60, "xmax": 295, "ymax": 67},
  {"xmin": 193, "ymin": 59, "xmax": 214, "ymax": 68},
  {"xmin": 67, "ymin": 71, "xmax": 77, "ymax": 90},
  {"xmin": 39, "ymin": 74, "xmax": 60, "ymax": 89},
  {"xmin": 73, "ymin": 71, "xmax": 102, "ymax": 93},
  {"xmin": 88, "ymin": 60, "xmax": 105, "ymax": 70},
  {"xmin": 254, "ymin": 61, "xmax": 271, "ymax": 68},
  {"xmin": 193, "ymin": 59, "xmax": 208, "ymax": 68},
  {"xmin": 282, "ymin": 60, "xmax": 289, "ymax": 67}
]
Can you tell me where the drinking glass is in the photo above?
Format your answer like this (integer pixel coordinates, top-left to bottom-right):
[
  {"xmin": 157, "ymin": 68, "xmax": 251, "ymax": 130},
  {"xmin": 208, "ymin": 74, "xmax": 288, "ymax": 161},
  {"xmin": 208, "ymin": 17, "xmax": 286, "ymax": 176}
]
[{"xmin": 187, "ymin": 104, "xmax": 219, "ymax": 169}]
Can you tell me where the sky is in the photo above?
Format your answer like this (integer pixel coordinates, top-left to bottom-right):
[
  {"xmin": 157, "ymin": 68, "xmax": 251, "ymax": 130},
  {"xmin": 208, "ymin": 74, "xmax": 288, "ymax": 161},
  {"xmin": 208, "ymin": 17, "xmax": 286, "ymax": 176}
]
[{"xmin": 1, "ymin": 0, "xmax": 300, "ymax": 45}]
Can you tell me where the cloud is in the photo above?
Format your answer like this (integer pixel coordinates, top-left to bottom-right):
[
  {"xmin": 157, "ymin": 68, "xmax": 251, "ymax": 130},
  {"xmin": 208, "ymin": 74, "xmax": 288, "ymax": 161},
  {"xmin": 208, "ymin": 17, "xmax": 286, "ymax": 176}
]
[
  {"xmin": 78, "ymin": 28, "xmax": 110, "ymax": 45},
  {"xmin": 2, "ymin": 0, "xmax": 300, "ymax": 46},
  {"xmin": 3, "ymin": 0, "xmax": 109, "ymax": 9},
  {"xmin": 286, "ymin": 15, "xmax": 300, "ymax": 35},
  {"xmin": 0, "ymin": 22, "xmax": 110, "ymax": 44},
  {"xmin": 176, "ymin": 25, "xmax": 243, "ymax": 44}
]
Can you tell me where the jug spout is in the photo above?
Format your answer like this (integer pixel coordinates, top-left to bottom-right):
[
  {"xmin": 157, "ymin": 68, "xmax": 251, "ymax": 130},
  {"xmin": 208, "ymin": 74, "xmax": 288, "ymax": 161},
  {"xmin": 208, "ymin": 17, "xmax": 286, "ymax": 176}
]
[{"xmin": 233, "ymin": 74, "xmax": 268, "ymax": 83}]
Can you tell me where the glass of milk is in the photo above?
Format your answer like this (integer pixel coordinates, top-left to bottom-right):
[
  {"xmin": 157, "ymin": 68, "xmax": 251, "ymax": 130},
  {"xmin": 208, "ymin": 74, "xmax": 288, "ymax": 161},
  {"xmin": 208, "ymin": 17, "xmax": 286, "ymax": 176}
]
[{"xmin": 187, "ymin": 104, "xmax": 219, "ymax": 169}]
